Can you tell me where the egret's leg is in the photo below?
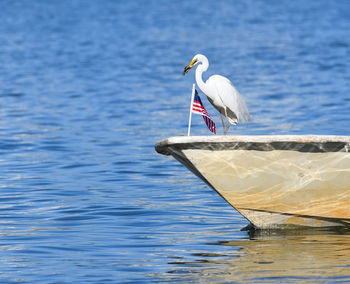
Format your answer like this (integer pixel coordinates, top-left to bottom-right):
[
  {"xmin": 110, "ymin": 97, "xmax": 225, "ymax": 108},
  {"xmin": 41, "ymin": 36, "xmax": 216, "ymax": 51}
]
[
  {"xmin": 220, "ymin": 113, "xmax": 225, "ymax": 133},
  {"xmin": 224, "ymin": 108, "xmax": 230, "ymax": 135}
]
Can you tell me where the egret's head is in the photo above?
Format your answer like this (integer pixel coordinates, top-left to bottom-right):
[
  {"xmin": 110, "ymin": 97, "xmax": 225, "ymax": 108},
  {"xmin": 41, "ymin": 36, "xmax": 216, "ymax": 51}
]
[{"xmin": 182, "ymin": 55, "xmax": 199, "ymax": 75}]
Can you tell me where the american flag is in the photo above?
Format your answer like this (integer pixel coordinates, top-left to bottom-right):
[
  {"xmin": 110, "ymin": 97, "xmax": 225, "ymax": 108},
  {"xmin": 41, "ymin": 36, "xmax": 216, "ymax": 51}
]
[{"xmin": 192, "ymin": 90, "xmax": 216, "ymax": 134}]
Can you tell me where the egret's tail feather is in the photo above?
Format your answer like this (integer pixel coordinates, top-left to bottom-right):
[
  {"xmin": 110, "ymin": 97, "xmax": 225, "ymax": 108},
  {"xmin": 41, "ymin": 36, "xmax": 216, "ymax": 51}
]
[
  {"xmin": 228, "ymin": 117, "xmax": 238, "ymax": 125},
  {"xmin": 226, "ymin": 108, "xmax": 238, "ymax": 125}
]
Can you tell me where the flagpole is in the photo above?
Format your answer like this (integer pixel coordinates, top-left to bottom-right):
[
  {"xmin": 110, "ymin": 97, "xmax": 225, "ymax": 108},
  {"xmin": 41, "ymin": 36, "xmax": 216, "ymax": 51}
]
[{"xmin": 187, "ymin": 84, "xmax": 195, "ymax": 136}]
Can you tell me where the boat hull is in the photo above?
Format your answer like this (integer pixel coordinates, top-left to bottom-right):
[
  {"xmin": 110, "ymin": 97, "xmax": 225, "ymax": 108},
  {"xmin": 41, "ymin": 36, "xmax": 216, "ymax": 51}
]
[{"xmin": 156, "ymin": 135, "xmax": 350, "ymax": 229}]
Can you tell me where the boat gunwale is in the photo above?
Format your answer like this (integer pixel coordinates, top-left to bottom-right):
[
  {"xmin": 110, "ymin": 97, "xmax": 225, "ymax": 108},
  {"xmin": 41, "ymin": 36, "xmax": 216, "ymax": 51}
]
[{"xmin": 155, "ymin": 135, "xmax": 350, "ymax": 155}]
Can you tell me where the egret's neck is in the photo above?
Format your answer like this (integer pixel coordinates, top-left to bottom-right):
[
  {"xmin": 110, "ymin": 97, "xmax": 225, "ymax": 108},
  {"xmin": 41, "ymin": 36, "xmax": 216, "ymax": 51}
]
[{"xmin": 195, "ymin": 58, "xmax": 210, "ymax": 95}]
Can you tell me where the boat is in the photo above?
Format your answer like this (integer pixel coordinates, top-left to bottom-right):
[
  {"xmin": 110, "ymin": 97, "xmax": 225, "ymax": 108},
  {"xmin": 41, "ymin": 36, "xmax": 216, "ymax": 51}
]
[{"xmin": 155, "ymin": 135, "xmax": 350, "ymax": 229}]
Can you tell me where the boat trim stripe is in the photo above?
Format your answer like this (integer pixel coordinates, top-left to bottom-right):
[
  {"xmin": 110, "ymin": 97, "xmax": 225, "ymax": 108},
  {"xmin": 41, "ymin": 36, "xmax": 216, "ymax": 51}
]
[{"xmin": 160, "ymin": 141, "xmax": 350, "ymax": 154}]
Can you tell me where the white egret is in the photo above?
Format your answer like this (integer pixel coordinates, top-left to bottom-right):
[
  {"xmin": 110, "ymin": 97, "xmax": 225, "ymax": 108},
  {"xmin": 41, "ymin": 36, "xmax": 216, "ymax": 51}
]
[{"xmin": 183, "ymin": 54, "xmax": 250, "ymax": 134}]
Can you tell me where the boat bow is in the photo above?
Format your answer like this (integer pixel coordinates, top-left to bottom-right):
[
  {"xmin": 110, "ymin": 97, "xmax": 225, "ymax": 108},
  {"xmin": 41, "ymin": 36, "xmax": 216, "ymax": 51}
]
[{"xmin": 155, "ymin": 135, "xmax": 350, "ymax": 229}]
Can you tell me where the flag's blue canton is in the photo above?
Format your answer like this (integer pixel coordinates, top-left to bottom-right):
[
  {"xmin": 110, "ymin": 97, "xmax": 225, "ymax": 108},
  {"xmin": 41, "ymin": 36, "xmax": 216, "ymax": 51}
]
[{"xmin": 194, "ymin": 91, "xmax": 202, "ymax": 104}]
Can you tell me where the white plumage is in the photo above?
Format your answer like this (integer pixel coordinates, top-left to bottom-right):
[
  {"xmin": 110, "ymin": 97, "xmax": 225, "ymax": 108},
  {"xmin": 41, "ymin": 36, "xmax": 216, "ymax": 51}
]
[{"xmin": 183, "ymin": 54, "xmax": 250, "ymax": 134}]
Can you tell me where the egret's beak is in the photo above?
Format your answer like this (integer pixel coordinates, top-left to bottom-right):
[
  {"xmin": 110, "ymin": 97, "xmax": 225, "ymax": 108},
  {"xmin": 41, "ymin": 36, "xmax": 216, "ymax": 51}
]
[{"xmin": 182, "ymin": 58, "xmax": 198, "ymax": 75}]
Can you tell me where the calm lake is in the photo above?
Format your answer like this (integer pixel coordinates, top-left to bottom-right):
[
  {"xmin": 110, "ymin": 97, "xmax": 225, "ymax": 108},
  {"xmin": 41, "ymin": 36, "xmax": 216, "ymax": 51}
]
[{"xmin": 0, "ymin": 0, "xmax": 349, "ymax": 283}]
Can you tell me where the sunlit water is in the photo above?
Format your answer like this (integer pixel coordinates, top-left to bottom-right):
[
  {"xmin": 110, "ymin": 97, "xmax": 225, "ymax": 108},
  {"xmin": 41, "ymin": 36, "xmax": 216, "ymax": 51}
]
[{"xmin": 0, "ymin": 0, "xmax": 349, "ymax": 283}]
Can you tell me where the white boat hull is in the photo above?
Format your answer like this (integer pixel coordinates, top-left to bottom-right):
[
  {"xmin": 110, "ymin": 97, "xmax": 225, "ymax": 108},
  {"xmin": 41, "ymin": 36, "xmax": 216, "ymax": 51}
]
[{"xmin": 156, "ymin": 135, "xmax": 350, "ymax": 229}]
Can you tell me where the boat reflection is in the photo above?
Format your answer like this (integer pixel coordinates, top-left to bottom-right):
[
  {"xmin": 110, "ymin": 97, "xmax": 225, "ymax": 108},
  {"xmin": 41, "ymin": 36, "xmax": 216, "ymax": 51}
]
[{"xmin": 166, "ymin": 228, "xmax": 350, "ymax": 283}]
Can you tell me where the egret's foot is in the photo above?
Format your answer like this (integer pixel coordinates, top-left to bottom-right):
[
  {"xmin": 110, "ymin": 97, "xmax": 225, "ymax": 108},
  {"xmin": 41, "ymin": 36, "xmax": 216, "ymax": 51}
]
[
  {"xmin": 225, "ymin": 125, "xmax": 230, "ymax": 135},
  {"xmin": 224, "ymin": 127, "xmax": 229, "ymax": 135}
]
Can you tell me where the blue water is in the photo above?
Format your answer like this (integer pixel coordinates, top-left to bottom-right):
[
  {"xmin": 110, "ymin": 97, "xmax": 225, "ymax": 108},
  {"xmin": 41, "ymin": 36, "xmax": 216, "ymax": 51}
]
[{"xmin": 0, "ymin": 0, "xmax": 349, "ymax": 283}]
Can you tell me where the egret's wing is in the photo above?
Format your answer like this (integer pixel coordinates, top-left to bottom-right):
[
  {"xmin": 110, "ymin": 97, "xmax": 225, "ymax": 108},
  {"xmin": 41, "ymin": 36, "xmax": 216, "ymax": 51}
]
[{"xmin": 207, "ymin": 75, "xmax": 250, "ymax": 124}]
